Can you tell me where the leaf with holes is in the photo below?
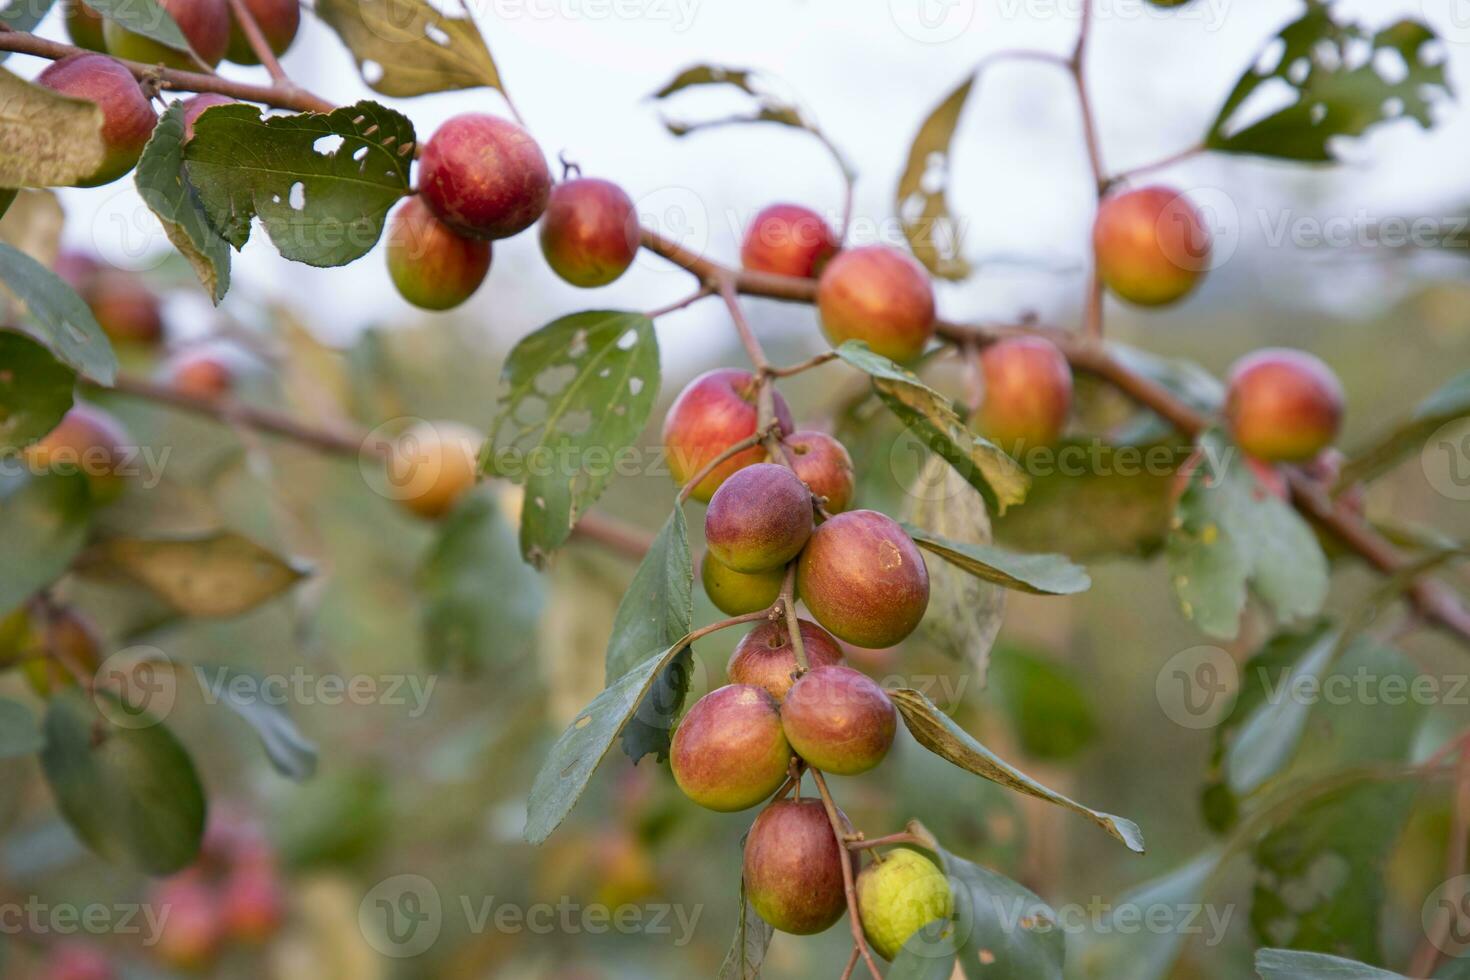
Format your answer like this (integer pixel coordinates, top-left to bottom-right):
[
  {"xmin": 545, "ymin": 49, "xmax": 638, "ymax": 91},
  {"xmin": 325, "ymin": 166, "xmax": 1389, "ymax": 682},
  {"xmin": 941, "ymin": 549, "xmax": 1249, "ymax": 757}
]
[
  {"xmin": 0, "ymin": 471, "xmax": 93, "ymax": 618},
  {"xmin": 483, "ymin": 311, "xmax": 660, "ymax": 566},
  {"xmin": 316, "ymin": 0, "xmax": 503, "ymax": 98},
  {"xmin": 83, "ymin": 0, "xmax": 190, "ymax": 56},
  {"xmin": 0, "ymin": 66, "xmax": 105, "ymax": 188},
  {"xmin": 896, "ymin": 72, "xmax": 974, "ymax": 280},
  {"xmin": 0, "ymin": 242, "xmax": 115, "ymax": 384},
  {"xmin": 82, "ymin": 531, "xmax": 309, "ymax": 618},
  {"xmin": 194, "ymin": 665, "xmax": 317, "ymax": 780},
  {"xmin": 902, "ymin": 522, "xmax": 1089, "ymax": 595},
  {"xmin": 1207, "ymin": 2, "xmax": 1451, "ymax": 161},
  {"xmin": 1339, "ymin": 370, "xmax": 1470, "ymax": 486},
  {"xmin": 135, "ymin": 103, "xmax": 230, "ymax": 303},
  {"xmin": 184, "ymin": 101, "xmax": 415, "ymax": 267},
  {"xmin": 836, "ymin": 341, "xmax": 1028, "ymax": 514},
  {"xmin": 0, "ymin": 330, "xmax": 74, "ymax": 454}
]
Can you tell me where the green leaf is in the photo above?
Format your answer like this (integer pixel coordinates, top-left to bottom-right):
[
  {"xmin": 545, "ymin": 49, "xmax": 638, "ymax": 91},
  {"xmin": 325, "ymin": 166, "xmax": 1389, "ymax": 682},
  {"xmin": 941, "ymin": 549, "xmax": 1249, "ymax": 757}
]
[
  {"xmin": 0, "ymin": 696, "xmax": 42, "ymax": 758},
  {"xmin": 0, "ymin": 189, "xmax": 14, "ymax": 219},
  {"xmin": 194, "ymin": 665, "xmax": 317, "ymax": 780},
  {"xmin": 891, "ymin": 688, "xmax": 1144, "ymax": 852},
  {"xmin": 184, "ymin": 101, "xmax": 415, "ymax": 267},
  {"xmin": 0, "ymin": 242, "xmax": 115, "ymax": 383},
  {"xmin": 40, "ymin": 689, "xmax": 206, "ymax": 875},
  {"xmin": 83, "ymin": 0, "xmax": 190, "ymax": 54},
  {"xmin": 716, "ymin": 879, "xmax": 773, "ymax": 980},
  {"xmin": 0, "ymin": 471, "xmax": 94, "ymax": 618},
  {"xmin": 836, "ymin": 341, "xmax": 1029, "ymax": 514},
  {"xmin": 902, "ymin": 522, "xmax": 1089, "ymax": 595},
  {"xmin": 1167, "ymin": 431, "xmax": 1329, "ymax": 639},
  {"xmin": 895, "ymin": 71, "xmax": 974, "ymax": 280},
  {"xmin": 1224, "ymin": 622, "xmax": 1339, "ymax": 795},
  {"xmin": 988, "ymin": 646, "xmax": 1097, "ymax": 761},
  {"xmin": 83, "ymin": 531, "xmax": 309, "ymax": 618},
  {"xmin": 524, "ymin": 640, "xmax": 689, "ymax": 844},
  {"xmin": 1106, "ymin": 345, "xmax": 1224, "ymax": 444},
  {"xmin": 1206, "ymin": 3, "xmax": 1450, "ymax": 162},
  {"xmin": 276, "ymin": 769, "xmax": 387, "ymax": 869},
  {"xmin": 483, "ymin": 311, "xmax": 660, "ymax": 566},
  {"xmin": 135, "ymin": 103, "xmax": 230, "ymax": 303},
  {"xmin": 887, "ymin": 924, "xmax": 958, "ymax": 980},
  {"xmin": 0, "ymin": 66, "xmax": 106, "ymax": 188},
  {"xmin": 0, "ymin": 330, "xmax": 74, "ymax": 453},
  {"xmin": 418, "ymin": 487, "xmax": 544, "ymax": 674},
  {"xmin": 1254, "ymin": 949, "xmax": 1404, "ymax": 979},
  {"xmin": 315, "ymin": 0, "xmax": 504, "ymax": 98},
  {"xmin": 1075, "ymin": 849, "xmax": 1225, "ymax": 980},
  {"xmin": 1339, "ymin": 370, "xmax": 1470, "ymax": 486}
]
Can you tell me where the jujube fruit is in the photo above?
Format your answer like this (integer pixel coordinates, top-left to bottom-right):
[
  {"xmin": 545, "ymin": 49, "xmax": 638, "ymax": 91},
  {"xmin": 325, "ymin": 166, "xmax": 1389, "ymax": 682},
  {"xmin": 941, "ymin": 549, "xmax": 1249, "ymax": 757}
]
[
  {"xmin": 418, "ymin": 113, "xmax": 551, "ymax": 240},
  {"xmin": 104, "ymin": 0, "xmax": 230, "ymax": 69},
  {"xmin": 781, "ymin": 665, "xmax": 896, "ymax": 775},
  {"xmin": 728, "ymin": 619, "xmax": 844, "ymax": 702},
  {"xmin": 816, "ymin": 245, "xmax": 935, "ymax": 363},
  {"xmin": 661, "ymin": 369, "xmax": 793, "ymax": 503},
  {"xmin": 700, "ymin": 550, "xmax": 785, "ymax": 616},
  {"xmin": 54, "ymin": 253, "xmax": 164, "ymax": 343},
  {"xmin": 62, "ymin": 1, "xmax": 106, "ymax": 52},
  {"xmin": 539, "ymin": 177, "xmax": 639, "ymax": 287},
  {"xmin": 388, "ymin": 420, "xmax": 482, "ymax": 519},
  {"xmin": 165, "ymin": 349, "xmax": 235, "ymax": 400},
  {"xmin": 856, "ymin": 849, "xmax": 954, "ymax": 960},
  {"xmin": 783, "ymin": 430, "xmax": 855, "ymax": 514},
  {"xmin": 797, "ymin": 510, "xmax": 930, "ymax": 648},
  {"xmin": 1224, "ymin": 348, "xmax": 1344, "ymax": 462},
  {"xmin": 225, "ymin": 0, "xmax": 300, "ymax": 65},
  {"xmin": 742, "ymin": 798, "xmax": 852, "ymax": 935},
  {"xmin": 741, "ymin": 203, "xmax": 839, "ymax": 278},
  {"xmin": 25, "ymin": 404, "xmax": 133, "ymax": 501},
  {"xmin": 704, "ymin": 462, "xmax": 814, "ymax": 573},
  {"xmin": 387, "ymin": 196, "xmax": 492, "ymax": 311},
  {"xmin": 972, "ymin": 336, "xmax": 1073, "ymax": 450},
  {"xmin": 670, "ymin": 685, "xmax": 791, "ymax": 812},
  {"xmin": 179, "ymin": 93, "xmax": 235, "ymax": 141},
  {"xmin": 151, "ymin": 873, "xmax": 223, "ymax": 970},
  {"xmin": 36, "ymin": 54, "xmax": 157, "ymax": 187},
  {"xmin": 1092, "ymin": 185, "xmax": 1210, "ymax": 307}
]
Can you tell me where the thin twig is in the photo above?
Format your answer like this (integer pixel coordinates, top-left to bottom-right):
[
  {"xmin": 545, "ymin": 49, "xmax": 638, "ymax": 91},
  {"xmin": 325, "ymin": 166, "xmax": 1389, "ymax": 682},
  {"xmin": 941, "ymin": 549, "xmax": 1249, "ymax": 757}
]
[
  {"xmin": 768, "ymin": 350, "xmax": 839, "ymax": 378},
  {"xmin": 811, "ymin": 770, "xmax": 882, "ymax": 980},
  {"xmin": 1109, "ymin": 142, "xmax": 1207, "ymax": 187},
  {"xmin": 1409, "ymin": 735, "xmax": 1470, "ymax": 977},
  {"xmin": 225, "ymin": 0, "xmax": 289, "ymax": 83},
  {"xmin": 644, "ymin": 283, "xmax": 715, "ymax": 320},
  {"xmin": 676, "ymin": 431, "xmax": 766, "ymax": 505}
]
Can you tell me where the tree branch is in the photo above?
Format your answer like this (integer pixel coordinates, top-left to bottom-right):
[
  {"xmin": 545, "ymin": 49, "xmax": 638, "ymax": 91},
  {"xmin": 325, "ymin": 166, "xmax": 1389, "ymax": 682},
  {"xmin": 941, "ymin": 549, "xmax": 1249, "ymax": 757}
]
[
  {"xmin": 810, "ymin": 769, "xmax": 882, "ymax": 980},
  {"xmin": 224, "ymin": 0, "xmax": 289, "ymax": 84}
]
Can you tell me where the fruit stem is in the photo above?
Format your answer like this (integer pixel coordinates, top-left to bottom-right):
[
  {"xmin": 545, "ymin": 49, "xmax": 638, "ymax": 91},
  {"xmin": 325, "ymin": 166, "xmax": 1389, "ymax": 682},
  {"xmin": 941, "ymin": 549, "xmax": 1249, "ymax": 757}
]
[
  {"xmin": 674, "ymin": 431, "xmax": 765, "ymax": 505},
  {"xmin": 810, "ymin": 769, "xmax": 882, "ymax": 980},
  {"xmin": 767, "ymin": 350, "xmax": 839, "ymax": 379},
  {"xmin": 643, "ymin": 283, "xmax": 714, "ymax": 320},
  {"xmin": 777, "ymin": 564, "xmax": 809, "ymax": 672},
  {"xmin": 226, "ymin": 0, "xmax": 289, "ymax": 84},
  {"xmin": 845, "ymin": 832, "xmax": 926, "ymax": 853}
]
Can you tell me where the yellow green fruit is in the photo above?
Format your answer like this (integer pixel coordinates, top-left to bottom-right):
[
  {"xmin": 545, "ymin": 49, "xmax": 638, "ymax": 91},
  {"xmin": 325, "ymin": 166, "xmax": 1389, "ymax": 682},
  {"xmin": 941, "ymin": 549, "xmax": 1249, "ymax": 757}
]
[{"xmin": 856, "ymin": 849, "xmax": 954, "ymax": 961}]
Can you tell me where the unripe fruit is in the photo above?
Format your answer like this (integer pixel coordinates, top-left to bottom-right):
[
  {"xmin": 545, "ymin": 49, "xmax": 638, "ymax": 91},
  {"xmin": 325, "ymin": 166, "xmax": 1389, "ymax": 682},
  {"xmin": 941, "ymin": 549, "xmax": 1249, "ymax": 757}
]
[
  {"xmin": 816, "ymin": 245, "xmax": 935, "ymax": 363},
  {"xmin": 539, "ymin": 177, "xmax": 639, "ymax": 287},
  {"xmin": 62, "ymin": 1, "xmax": 107, "ymax": 52},
  {"xmin": 701, "ymin": 550, "xmax": 784, "ymax": 616},
  {"xmin": 36, "ymin": 55, "xmax": 157, "ymax": 187},
  {"xmin": 741, "ymin": 203, "xmax": 839, "ymax": 278},
  {"xmin": 661, "ymin": 369, "xmax": 794, "ymax": 502},
  {"xmin": 225, "ymin": 0, "xmax": 300, "ymax": 65},
  {"xmin": 972, "ymin": 336, "xmax": 1073, "ymax": 451},
  {"xmin": 783, "ymin": 430, "xmax": 855, "ymax": 513},
  {"xmin": 25, "ymin": 404, "xmax": 132, "ymax": 501},
  {"xmin": 386, "ymin": 196, "xmax": 492, "ymax": 311},
  {"xmin": 705, "ymin": 463, "xmax": 814, "ymax": 573},
  {"xmin": 389, "ymin": 420, "xmax": 482, "ymax": 519},
  {"xmin": 104, "ymin": 0, "xmax": 230, "ymax": 69},
  {"xmin": 728, "ymin": 619, "xmax": 844, "ymax": 702},
  {"xmin": 419, "ymin": 113, "xmax": 551, "ymax": 240},
  {"xmin": 856, "ymin": 849, "xmax": 954, "ymax": 960},
  {"xmin": 165, "ymin": 349, "xmax": 235, "ymax": 400},
  {"xmin": 22, "ymin": 608, "xmax": 102, "ymax": 699},
  {"xmin": 743, "ymin": 798, "xmax": 852, "ymax": 935},
  {"xmin": 179, "ymin": 93, "xmax": 235, "ymax": 141},
  {"xmin": 1224, "ymin": 348, "xmax": 1344, "ymax": 463},
  {"xmin": 670, "ymin": 685, "xmax": 791, "ymax": 812},
  {"xmin": 797, "ymin": 510, "xmax": 929, "ymax": 649},
  {"xmin": 782, "ymin": 665, "xmax": 896, "ymax": 775},
  {"xmin": 152, "ymin": 875, "xmax": 223, "ymax": 971},
  {"xmin": 1093, "ymin": 186, "xmax": 1210, "ymax": 307}
]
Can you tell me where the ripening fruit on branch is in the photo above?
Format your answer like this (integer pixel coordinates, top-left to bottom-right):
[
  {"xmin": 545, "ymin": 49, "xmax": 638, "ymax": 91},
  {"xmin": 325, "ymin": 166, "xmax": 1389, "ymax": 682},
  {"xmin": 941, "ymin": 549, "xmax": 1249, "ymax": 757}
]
[
  {"xmin": 419, "ymin": 113, "xmax": 552, "ymax": 240},
  {"xmin": 220, "ymin": 864, "xmax": 284, "ymax": 943},
  {"xmin": 743, "ymin": 798, "xmax": 852, "ymax": 935},
  {"xmin": 151, "ymin": 874, "xmax": 223, "ymax": 971},
  {"xmin": 54, "ymin": 252, "xmax": 165, "ymax": 344},
  {"xmin": 782, "ymin": 665, "xmax": 896, "ymax": 775},
  {"xmin": 741, "ymin": 204, "xmax": 839, "ymax": 278},
  {"xmin": 21, "ymin": 608, "xmax": 102, "ymax": 698},
  {"xmin": 797, "ymin": 510, "xmax": 930, "ymax": 649},
  {"xmin": 539, "ymin": 177, "xmax": 640, "ymax": 287},
  {"xmin": 225, "ymin": 0, "xmax": 300, "ymax": 65},
  {"xmin": 388, "ymin": 420, "xmax": 482, "ymax": 519},
  {"xmin": 1092, "ymin": 185, "xmax": 1211, "ymax": 307},
  {"xmin": 180, "ymin": 93, "xmax": 235, "ymax": 141},
  {"xmin": 1225, "ymin": 348, "xmax": 1345, "ymax": 462},
  {"xmin": 164, "ymin": 349, "xmax": 236, "ymax": 400},
  {"xmin": 972, "ymin": 336, "xmax": 1073, "ymax": 451},
  {"xmin": 704, "ymin": 463, "xmax": 814, "ymax": 573},
  {"xmin": 36, "ymin": 55, "xmax": 157, "ymax": 187},
  {"xmin": 104, "ymin": 0, "xmax": 231, "ymax": 69},
  {"xmin": 387, "ymin": 197, "xmax": 492, "ymax": 311},
  {"xmin": 856, "ymin": 849, "xmax": 954, "ymax": 961},
  {"xmin": 670, "ymin": 685, "xmax": 792, "ymax": 812},
  {"xmin": 25, "ymin": 404, "xmax": 132, "ymax": 502},
  {"xmin": 701, "ymin": 550, "xmax": 784, "ymax": 616},
  {"xmin": 783, "ymin": 431, "xmax": 855, "ymax": 513},
  {"xmin": 727, "ymin": 619, "xmax": 844, "ymax": 702},
  {"xmin": 62, "ymin": 0, "xmax": 106, "ymax": 52},
  {"xmin": 817, "ymin": 245, "xmax": 936, "ymax": 363},
  {"xmin": 661, "ymin": 369, "xmax": 794, "ymax": 503}
]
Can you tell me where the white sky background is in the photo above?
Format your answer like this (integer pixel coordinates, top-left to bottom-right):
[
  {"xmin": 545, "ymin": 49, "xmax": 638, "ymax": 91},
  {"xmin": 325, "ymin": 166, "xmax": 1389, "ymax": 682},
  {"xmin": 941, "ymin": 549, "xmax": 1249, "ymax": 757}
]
[{"xmin": 27, "ymin": 0, "xmax": 1470, "ymax": 362}]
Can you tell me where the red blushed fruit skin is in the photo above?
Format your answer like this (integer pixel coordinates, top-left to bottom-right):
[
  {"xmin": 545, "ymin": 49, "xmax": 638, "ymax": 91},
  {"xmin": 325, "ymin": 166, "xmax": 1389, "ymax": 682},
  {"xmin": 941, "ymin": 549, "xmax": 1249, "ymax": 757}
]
[
  {"xmin": 1225, "ymin": 348, "xmax": 1345, "ymax": 463},
  {"xmin": 25, "ymin": 405, "xmax": 132, "ymax": 501},
  {"xmin": 42, "ymin": 941, "xmax": 114, "ymax": 980},
  {"xmin": 816, "ymin": 245, "xmax": 936, "ymax": 363},
  {"xmin": 741, "ymin": 203, "xmax": 839, "ymax": 278},
  {"xmin": 166, "ymin": 350, "xmax": 235, "ymax": 400},
  {"xmin": 539, "ymin": 178, "xmax": 640, "ymax": 287},
  {"xmin": 705, "ymin": 463, "xmax": 814, "ymax": 573},
  {"xmin": 670, "ymin": 685, "xmax": 792, "ymax": 812},
  {"xmin": 728, "ymin": 618, "xmax": 844, "ymax": 702},
  {"xmin": 91, "ymin": 270, "xmax": 165, "ymax": 344},
  {"xmin": 1093, "ymin": 186, "xmax": 1211, "ymax": 307},
  {"xmin": 387, "ymin": 197, "xmax": 493, "ymax": 311},
  {"xmin": 701, "ymin": 550, "xmax": 785, "ymax": 616},
  {"xmin": 782, "ymin": 665, "xmax": 896, "ymax": 775},
  {"xmin": 419, "ymin": 113, "xmax": 552, "ymax": 241},
  {"xmin": 784, "ymin": 430, "xmax": 855, "ymax": 513},
  {"xmin": 180, "ymin": 93, "xmax": 235, "ymax": 141},
  {"xmin": 225, "ymin": 0, "xmax": 300, "ymax": 64},
  {"xmin": 104, "ymin": 0, "xmax": 230, "ymax": 69},
  {"xmin": 797, "ymin": 510, "xmax": 930, "ymax": 649},
  {"xmin": 973, "ymin": 336, "xmax": 1074, "ymax": 450},
  {"xmin": 63, "ymin": 1, "xmax": 107, "ymax": 53},
  {"xmin": 743, "ymin": 799, "xmax": 853, "ymax": 935},
  {"xmin": 221, "ymin": 865, "xmax": 284, "ymax": 943},
  {"xmin": 662, "ymin": 369, "xmax": 795, "ymax": 503},
  {"xmin": 37, "ymin": 55, "xmax": 157, "ymax": 187},
  {"xmin": 152, "ymin": 875, "xmax": 223, "ymax": 971}
]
